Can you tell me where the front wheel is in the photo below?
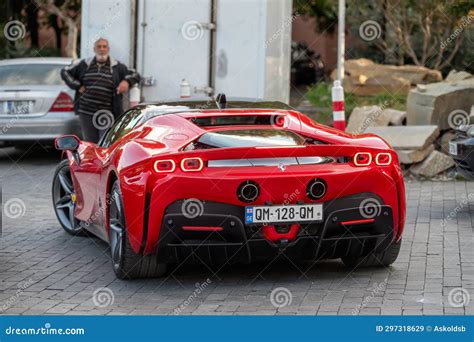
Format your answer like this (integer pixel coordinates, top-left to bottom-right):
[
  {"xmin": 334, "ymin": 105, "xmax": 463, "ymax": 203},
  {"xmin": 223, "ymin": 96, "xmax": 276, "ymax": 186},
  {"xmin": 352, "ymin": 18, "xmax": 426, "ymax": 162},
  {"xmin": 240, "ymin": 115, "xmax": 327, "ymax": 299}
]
[
  {"xmin": 342, "ymin": 238, "xmax": 402, "ymax": 268},
  {"xmin": 109, "ymin": 180, "xmax": 167, "ymax": 279}
]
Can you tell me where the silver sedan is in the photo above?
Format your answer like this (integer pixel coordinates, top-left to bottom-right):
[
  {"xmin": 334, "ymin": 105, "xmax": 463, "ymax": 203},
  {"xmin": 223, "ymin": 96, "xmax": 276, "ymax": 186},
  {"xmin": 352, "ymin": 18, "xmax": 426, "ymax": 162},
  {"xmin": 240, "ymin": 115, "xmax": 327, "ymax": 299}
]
[{"xmin": 0, "ymin": 57, "xmax": 82, "ymax": 147}]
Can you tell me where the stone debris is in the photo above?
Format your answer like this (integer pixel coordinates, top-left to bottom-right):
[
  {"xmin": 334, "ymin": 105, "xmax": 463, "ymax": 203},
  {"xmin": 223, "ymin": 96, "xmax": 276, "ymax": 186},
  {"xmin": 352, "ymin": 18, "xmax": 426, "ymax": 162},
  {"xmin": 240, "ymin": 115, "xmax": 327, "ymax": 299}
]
[
  {"xmin": 347, "ymin": 107, "xmax": 407, "ymax": 133},
  {"xmin": 346, "ymin": 106, "xmax": 390, "ymax": 133},
  {"xmin": 365, "ymin": 126, "xmax": 439, "ymax": 150},
  {"xmin": 330, "ymin": 58, "xmax": 442, "ymax": 96},
  {"xmin": 397, "ymin": 144, "xmax": 435, "ymax": 165},
  {"xmin": 385, "ymin": 109, "xmax": 407, "ymax": 126},
  {"xmin": 406, "ymin": 78, "xmax": 474, "ymax": 130},
  {"xmin": 445, "ymin": 70, "xmax": 473, "ymax": 82},
  {"xmin": 409, "ymin": 150, "xmax": 455, "ymax": 178},
  {"xmin": 344, "ymin": 75, "xmax": 411, "ymax": 96}
]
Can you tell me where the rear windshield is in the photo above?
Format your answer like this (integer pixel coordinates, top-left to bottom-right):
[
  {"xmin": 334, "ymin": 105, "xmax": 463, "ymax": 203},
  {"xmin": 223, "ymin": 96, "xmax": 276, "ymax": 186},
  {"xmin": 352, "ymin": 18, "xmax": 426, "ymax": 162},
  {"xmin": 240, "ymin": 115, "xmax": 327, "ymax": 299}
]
[
  {"xmin": 191, "ymin": 115, "xmax": 275, "ymax": 126},
  {"xmin": 0, "ymin": 64, "xmax": 65, "ymax": 86},
  {"xmin": 188, "ymin": 129, "xmax": 306, "ymax": 149}
]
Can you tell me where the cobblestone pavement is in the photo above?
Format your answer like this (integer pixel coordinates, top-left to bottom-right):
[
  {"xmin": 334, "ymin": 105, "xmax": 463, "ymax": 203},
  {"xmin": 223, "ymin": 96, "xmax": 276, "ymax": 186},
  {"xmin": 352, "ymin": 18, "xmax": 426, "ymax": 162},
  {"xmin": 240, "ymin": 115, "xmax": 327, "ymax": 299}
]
[{"xmin": 0, "ymin": 147, "xmax": 472, "ymax": 316}]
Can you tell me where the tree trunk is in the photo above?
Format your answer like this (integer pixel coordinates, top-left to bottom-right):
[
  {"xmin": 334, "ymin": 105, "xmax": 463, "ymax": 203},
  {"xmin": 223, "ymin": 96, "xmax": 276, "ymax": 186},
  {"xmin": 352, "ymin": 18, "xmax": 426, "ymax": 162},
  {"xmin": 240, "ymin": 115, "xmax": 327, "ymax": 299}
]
[
  {"xmin": 25, "ymin": 2, "xmax": 39, "ymax": 47},
  {"xmin": 50, "ymin": 14, "xmax": 62, "ymax": 50},
  {"xmin": 64, "ymin": 19, "xmax": 78, "ymax": 59}
]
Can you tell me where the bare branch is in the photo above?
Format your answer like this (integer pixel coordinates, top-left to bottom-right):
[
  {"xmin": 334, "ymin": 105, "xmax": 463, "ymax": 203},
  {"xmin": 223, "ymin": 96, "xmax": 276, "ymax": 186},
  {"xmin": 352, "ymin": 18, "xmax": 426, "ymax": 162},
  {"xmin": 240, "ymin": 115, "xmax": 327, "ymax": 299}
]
[{"xmin": 440, "ymin": 35, "xmax": 464, "ymax": 69}]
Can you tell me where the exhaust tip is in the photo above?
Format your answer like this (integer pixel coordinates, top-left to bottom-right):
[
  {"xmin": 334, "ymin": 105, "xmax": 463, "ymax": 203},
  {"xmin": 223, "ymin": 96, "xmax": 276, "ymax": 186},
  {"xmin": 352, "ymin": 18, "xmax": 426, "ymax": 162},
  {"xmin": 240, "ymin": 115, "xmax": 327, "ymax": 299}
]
[
  {"xmin": 237, "ymin": 181, "xmax": 260, "ymax": 203},
  {"xmin": 307, "ymin": 179, "xmax": 327, "ymax": 200}
]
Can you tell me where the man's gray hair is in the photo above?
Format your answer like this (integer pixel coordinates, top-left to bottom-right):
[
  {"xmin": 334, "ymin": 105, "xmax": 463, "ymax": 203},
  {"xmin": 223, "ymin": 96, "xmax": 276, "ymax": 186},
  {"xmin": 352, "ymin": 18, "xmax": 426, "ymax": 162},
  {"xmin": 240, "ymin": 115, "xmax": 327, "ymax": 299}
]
[{"xmin": 94, "ymin": 38, "xmax": 109, "ymax": 46}]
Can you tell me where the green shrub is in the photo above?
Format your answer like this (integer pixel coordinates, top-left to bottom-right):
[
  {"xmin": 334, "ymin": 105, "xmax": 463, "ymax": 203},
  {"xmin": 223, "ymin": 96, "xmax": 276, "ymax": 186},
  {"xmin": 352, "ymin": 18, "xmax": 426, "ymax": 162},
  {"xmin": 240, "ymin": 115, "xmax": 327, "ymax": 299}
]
[{"xmin": 304, "ymin": 82, "xmax": 407, "ymax": 123}]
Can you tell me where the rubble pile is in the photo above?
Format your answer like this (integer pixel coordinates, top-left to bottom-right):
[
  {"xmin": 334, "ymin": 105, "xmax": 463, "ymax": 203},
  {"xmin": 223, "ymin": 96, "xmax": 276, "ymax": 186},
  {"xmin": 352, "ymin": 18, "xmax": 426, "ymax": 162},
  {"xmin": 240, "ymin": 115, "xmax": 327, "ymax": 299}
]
[
  {"xmin": 345, "ymin": 68, "xmax": 474, "ymax": 179},
  {"xmin": 330, "ymin": 58, "xmax": 442, "ymax": 96}
]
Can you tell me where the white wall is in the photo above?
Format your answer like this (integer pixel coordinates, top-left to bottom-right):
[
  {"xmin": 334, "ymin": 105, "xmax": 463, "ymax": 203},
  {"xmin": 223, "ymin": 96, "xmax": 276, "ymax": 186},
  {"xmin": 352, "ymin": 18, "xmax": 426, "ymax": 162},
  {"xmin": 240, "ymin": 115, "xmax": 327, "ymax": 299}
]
[{"xmin": 80, "ymin": 0, "xmax": 133, "ymax": 65}]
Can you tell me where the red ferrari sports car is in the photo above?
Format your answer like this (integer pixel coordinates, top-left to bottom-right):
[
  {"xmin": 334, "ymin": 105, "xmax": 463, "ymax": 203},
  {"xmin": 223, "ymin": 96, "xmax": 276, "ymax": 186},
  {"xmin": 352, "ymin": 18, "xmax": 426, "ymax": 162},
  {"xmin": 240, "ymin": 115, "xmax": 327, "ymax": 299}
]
[{"xmin": 52, "ymin": 96, "xmax": 406, "ymax": 279}]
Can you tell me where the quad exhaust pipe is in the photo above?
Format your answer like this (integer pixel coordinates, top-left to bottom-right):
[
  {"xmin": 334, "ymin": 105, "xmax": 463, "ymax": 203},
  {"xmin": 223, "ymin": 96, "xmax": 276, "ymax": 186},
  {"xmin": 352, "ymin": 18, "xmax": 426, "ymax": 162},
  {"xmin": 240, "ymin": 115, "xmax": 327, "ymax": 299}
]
[{"xmin": 237, "ymin": 178, "xmax": 327, "ymax": 203}]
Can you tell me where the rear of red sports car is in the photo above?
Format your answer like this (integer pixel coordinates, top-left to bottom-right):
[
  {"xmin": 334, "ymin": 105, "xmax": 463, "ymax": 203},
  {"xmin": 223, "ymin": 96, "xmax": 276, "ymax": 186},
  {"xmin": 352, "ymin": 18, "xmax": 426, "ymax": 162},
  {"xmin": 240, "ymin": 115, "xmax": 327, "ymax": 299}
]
[{"xmin": 117, "ymin": 104, "xmax": 406, "ymax": 274}]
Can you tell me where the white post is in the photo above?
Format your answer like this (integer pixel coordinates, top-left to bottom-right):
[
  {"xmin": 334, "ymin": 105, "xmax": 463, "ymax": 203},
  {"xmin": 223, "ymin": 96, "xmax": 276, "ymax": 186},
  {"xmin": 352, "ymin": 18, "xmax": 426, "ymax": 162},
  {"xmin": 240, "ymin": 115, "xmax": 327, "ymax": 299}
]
[
  {"xmin": 332, "ymin": 0, "xmax": 346, "ymax": 131},
  {"xmin": 336, "ymin": 0, "xmax": 345, "ymax": 81}
]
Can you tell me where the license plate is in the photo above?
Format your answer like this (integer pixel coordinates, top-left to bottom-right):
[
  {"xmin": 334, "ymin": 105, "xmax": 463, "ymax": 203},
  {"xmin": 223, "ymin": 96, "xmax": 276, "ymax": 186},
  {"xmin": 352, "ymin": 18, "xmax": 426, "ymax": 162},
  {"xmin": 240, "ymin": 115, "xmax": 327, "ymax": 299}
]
[
  {"xmin": 245, "ymin": 204, "xmax": 323, "ymax": 224},
  {"xmin": 449, "ymin": 142, "xmax": 458, "ymax": 156},
  {"xmin": 0, "ymin": 100, "xmax": 34, "ymax": 115}
]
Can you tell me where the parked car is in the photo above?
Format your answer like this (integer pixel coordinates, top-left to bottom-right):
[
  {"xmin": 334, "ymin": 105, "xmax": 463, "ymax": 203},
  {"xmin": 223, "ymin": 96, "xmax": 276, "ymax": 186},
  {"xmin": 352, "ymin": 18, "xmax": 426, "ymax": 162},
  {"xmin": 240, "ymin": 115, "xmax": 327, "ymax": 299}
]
[
  {"xmin": 290, "ymin": 41, "xmax": 325, "ymax": 86},
  {"xmin": 0, "ymin": 58, "xmax": 81, "ymax": 147},
  {"xmin": 52, "ymin": 96, "xmax": 406, "ymax": 279},
  {"xmin": 449, "ymin": 125, "xmax": 474, "ymax": 180}
]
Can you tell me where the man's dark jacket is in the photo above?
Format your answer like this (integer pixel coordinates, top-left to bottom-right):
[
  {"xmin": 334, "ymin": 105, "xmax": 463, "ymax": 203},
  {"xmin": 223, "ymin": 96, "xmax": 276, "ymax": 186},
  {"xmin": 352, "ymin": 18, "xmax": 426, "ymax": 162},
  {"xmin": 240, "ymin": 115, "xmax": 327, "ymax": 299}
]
[{"xmin": 60, "ymin": 57, "xmax": 140, "ymax": 118}]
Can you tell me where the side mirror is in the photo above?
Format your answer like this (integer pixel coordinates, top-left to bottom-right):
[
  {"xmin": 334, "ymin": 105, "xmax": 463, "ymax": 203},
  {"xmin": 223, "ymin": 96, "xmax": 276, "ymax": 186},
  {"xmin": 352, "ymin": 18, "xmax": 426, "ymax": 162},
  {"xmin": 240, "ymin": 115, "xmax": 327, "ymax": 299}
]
[
  {"xmin": 55, "ymin": 135, "xmax": 81, "ymax": 165},
  {"xmin": 55, "ymin": 135, "xmax": 80, "ymax": 151}
]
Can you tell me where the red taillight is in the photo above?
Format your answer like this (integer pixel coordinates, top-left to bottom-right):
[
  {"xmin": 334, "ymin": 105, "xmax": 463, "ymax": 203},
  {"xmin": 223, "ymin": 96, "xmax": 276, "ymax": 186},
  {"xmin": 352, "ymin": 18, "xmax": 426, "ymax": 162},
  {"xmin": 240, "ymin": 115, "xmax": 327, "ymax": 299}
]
[
  {"xmin": 375, "ymin": 153, "xmax": 392, "ymax": 166},
  {"xmin": 354, "ymin": 152, "xmax": 372, "ymax": 166},
  {"xmin": 181, "ymin": 157, "xmax": 204, "ymax": 172},
  {"xmin": 154, "ymin": 159, "xmax": 176, "ymax": 173},
  {"xmin": 50, "ymin": 92, "xmax": 74, "ymax": 112}
]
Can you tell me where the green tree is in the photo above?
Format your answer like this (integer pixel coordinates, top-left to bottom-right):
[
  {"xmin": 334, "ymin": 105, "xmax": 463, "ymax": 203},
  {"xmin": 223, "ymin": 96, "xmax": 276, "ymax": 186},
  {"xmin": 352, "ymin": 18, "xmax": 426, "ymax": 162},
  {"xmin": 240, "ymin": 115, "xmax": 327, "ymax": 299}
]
[{"xmin": 296, "ymin": 0, "xmax": 473, "ymax": 71}]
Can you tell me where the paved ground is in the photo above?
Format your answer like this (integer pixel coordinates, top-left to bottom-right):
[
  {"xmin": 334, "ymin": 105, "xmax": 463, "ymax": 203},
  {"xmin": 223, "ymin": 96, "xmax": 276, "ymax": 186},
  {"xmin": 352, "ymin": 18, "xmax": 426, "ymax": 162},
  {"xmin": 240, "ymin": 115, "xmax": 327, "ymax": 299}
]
[{"xmin": 0, "ymin": 146, "xmax": 472, "ymax": 315}]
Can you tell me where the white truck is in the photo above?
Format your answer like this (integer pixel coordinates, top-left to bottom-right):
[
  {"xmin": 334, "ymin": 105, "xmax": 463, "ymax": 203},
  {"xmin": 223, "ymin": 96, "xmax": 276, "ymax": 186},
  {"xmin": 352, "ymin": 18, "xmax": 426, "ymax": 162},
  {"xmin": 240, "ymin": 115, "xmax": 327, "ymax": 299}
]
[{"xmin": 80, "ymin": 0, "xmax": 292, "ymax": 103}]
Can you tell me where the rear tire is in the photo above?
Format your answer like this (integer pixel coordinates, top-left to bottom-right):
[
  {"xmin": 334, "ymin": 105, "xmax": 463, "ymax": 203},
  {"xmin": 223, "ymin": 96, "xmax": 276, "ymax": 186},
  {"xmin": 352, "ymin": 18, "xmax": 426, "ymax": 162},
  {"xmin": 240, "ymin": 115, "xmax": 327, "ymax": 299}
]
[
  {"xmin": 109, "ymin": 180, "xmax": 167, "ymax": 279},
  {"xmin": 342, "ymin": 238, "xmax": 402, "ymax": 268}
]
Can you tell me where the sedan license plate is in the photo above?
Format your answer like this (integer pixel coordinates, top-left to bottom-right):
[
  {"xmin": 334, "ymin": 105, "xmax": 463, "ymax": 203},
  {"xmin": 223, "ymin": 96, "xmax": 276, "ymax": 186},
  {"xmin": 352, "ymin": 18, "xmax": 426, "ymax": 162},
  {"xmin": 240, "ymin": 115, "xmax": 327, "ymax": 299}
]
[
  {"xmin": 449, "ymin": 141, "xmax": 458, "ymax": 156},
  {"xmin": 245, "ymin": 204, "xmax": 323, "ymax": 224},
  {"xmin": 0, "ymin": 100, "xmax": 34, "ymax": 115}
]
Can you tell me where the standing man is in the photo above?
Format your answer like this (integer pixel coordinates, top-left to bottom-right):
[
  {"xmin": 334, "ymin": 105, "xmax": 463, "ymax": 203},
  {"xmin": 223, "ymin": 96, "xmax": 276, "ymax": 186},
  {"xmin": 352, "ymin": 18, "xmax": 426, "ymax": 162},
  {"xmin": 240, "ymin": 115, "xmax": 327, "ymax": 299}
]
[{"xmin": 61, "ymin": 38, "xmax": 140, "ymax": 142}]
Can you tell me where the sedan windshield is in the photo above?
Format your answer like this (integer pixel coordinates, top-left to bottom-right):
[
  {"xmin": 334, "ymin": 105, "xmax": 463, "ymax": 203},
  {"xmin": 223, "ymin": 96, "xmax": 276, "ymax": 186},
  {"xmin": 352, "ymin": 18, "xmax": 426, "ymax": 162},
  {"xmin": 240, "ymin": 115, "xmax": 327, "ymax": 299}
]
[{"xmin": 0, "ymin": 64, "xmax": 65, "ymax": 86}]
